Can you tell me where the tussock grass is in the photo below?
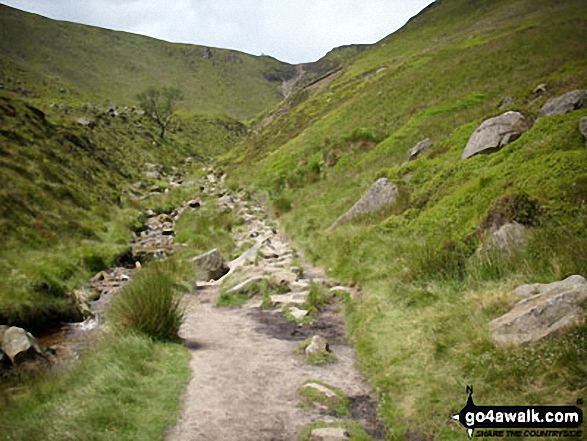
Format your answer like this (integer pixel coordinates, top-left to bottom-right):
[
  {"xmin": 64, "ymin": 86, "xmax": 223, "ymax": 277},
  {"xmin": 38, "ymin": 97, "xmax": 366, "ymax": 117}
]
[{"xmin": 107, "ymin": 260, "xmax": 187, "ymax": 342}]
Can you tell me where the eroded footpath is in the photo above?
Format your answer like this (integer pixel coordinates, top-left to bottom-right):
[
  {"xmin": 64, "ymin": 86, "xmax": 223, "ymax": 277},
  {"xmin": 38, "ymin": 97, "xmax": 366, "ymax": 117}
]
[{"xmin": 167, "ymin": 171, "xmax": 384, "ymax": 441}]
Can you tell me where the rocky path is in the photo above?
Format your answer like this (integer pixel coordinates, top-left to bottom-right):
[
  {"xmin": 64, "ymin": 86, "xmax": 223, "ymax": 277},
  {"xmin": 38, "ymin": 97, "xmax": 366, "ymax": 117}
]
[{"xmin": 167, "ymin": 172, "xmax": 383, "ymax": 441}]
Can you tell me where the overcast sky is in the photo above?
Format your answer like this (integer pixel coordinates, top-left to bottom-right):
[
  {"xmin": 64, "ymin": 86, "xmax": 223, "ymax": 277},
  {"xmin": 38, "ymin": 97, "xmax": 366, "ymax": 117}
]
[{"xmin": 0, "ymin": 0, "xmax": 435, "ymax": 64}]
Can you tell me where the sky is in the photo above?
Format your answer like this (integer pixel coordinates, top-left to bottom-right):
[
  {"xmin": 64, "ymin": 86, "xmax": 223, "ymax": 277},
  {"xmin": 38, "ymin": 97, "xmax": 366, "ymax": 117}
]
[{"xmin": 0, "ymin": 0, "xmax": 435, "ymax": 64}]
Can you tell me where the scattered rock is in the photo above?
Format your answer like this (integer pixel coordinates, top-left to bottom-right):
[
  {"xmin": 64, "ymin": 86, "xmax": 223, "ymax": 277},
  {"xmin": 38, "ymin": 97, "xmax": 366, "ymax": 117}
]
[
  {"xmin": 303, "ymin": 382, "xmax": 338, "ymax": 399},
  {"xmin": 193, "ymin": 249, "xmax": 230, "ymax": 281},
  {"xmin": 462, "ymin": 111, "xmax": 531, "ymax": 159},
  {"xmin": 226, "ymin": 276, "xmax": 269, "ymax": 295},
  {"xmin": 539, "ymin": 90, "xmax": 587, "ymax": 117},
  {"xmin": 532, "ymin": 84, "xmax": 547, "ymax": 96},
  {"xmin": 289, "ymin": 307, "xmax": 309, "ymax": 320},
  {"xmin": 1, "ymin": 327, "xmax": 45, "ymax": 364},
  {"xmin": 309, "ymin": 427, "xmax": 350, "ymax": 441},
  {"xmin": 330, "ymin": 178, "xmax": 399, "ymax": 229},
  {"xmin": 499, "ymin": 97, "xmax": 515, "ymax": 109},
  {"xmin": 406, "ymin": 138, "xmax": 433, "ymax": 162},
  {"xmin": 305, "ymin": 335, "xmax": 330, "ymax": 357},
  {"xmin": 271, "ymin": 291, "xmax": 309, "ymax": 307},
  {"xmin": 480, "ymin": 222, "xmax": 526, "ymax": 254},
  {"xmin": 75, "ymin": 117, "xmax": 95, "ymax": 128},
  {"xmin": 579, "ymin": 117, "xmax": 587, "ymax": 143},
  {"xmin": 490, "ymin": 275, "xmax": 587, "ymax": 345}
]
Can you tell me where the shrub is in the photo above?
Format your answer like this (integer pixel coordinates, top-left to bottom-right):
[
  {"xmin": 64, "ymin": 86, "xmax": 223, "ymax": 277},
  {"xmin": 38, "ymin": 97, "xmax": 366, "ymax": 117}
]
[{"xmin": 107, "ymin": 261, "xmax": 185, "ymax": 341}]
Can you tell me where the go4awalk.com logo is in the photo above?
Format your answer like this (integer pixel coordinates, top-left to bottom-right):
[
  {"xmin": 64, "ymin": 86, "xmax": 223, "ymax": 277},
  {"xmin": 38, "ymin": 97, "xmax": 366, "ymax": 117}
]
[{"xmin": 452, "ymin": 386, "xmax": 583, "ymax": 439}]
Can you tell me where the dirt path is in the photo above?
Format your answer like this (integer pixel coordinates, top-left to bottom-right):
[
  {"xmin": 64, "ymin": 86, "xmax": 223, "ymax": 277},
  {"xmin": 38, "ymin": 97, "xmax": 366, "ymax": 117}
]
[{"xmin": 166, "ymin": 172, "xmax": 382, "ymax": 441}]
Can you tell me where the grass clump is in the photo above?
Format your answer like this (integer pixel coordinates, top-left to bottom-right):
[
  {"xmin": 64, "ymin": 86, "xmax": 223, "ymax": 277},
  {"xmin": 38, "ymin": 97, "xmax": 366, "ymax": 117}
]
[
  {"xmin": 107, "ymin": 260, "xmax": 186, "ymax": 341},
  {"xmin": 300, "ymin": 380, "xmax": 350, "ymax": 417},
  {"xmin": 304, "ymin": 282, "xmax": 333, "ymax": 315}
]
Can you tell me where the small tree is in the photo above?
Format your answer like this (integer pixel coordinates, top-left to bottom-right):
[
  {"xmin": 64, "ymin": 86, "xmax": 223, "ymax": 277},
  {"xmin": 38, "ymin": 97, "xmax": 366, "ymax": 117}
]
[{"xmin": 136, "ymin": 86, "xmax": 183, "ymax": 139}]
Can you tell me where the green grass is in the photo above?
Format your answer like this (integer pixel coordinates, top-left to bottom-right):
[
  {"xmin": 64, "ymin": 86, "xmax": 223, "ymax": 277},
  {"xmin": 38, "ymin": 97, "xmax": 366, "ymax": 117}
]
[
  {"xmin": 300, "ymin": 380, "xmax": 350, "ymax": 417},
  {"xmin": 0, "ymin": 333, "xmax": 190, "ymax": 441},
  {"xmin": 0, "ymin": 4, "xmax": 291, "ymax": 120}
]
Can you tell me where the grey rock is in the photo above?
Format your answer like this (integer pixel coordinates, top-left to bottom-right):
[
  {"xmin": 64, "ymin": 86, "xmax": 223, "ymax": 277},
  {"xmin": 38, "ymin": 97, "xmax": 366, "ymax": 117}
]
[
  {"xmin": 330, "ymin": 178, "xmax": 399, "ymax": 228},
  {"xmin": 0, "ymin": 325, "xmax": 9, "ymax": 346},
  {"xmin": 305, "ymin": 335, "xmax": 330, "ymax": 357},
  {"xmin": 480, "ymin": 222, "xmax": 526, "ymax": 254},
  {"xmin": 309, "ymin": 427, "xmax": 350, "ymax": 441},
  {"xmin": 303, "ymin": 382, "xmax": 338, "ymax": 399},
  {"xmin": 289, "ymin": 307, "xmax": 309, "ymax": 320},
  {"xmin": 226, "ymin": 276, "xmax": 269, "ymax": 295},
  {"xmin": 490, "ymin": 275, "xmax": 587, "ymax": 345},
  {"xmin": 271, "ymin": 291, "xmax": 309, "ymax": 307},
  {"xmin": 145, "ymin": 170, "xmax": 162, "ymax": 179},
  {"xmin": 462, "ymin": 111, "xmax": 531, "ymax": 159},
  {"xmin": 406, "ymin": 138, "xmax": 433, "ymax": 162},
  {"xmin": 1, "ymin": 327, "xmax": 45, "ymax": 363},
  {"xmin": 499, "ymin": 97, "xmax": 515, "ymax": 109},
  {"xmin": 539, "ymin": 90, "xmax": 587, "ymax": 117},
  {"xmin": 193, "ymin": 249, "xmax": 229, "ymax": 281},
  {"xmin": 532, "ymin": 84, "xmax": 547, "ymax": 96},
  {"xmin": 75, "ymin": 117, "xmax": 95, "ymax": 128},
  {"xmin": 579, "ymin": 117, "xmax": 587, "ymax": 143}
]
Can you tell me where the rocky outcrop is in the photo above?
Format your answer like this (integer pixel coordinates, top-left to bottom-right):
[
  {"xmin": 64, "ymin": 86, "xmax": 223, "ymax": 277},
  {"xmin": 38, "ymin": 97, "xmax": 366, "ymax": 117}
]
[
  {"xmin": 490, "ymin": 275, "xmax": 587, "ymax": 345},
  {"xmin": 193, "ymin": 249, "xmax": 230, "ymax": 281},
  {"xmin": 1, "ymin": 327, "xmax": 45, "ymax": 364},
  {"xmin": 539, "ymin": 90, "xmax": 587, "ymax": 117},
  {"xmin": 462, "ymin": 111, "xmax": 531, "ymax": 159},
  {"xmin": 330, "ymin": 178, "xmax": 399, "ymax": 229},
  {"xmin": 406, "ymin": 138, "xmax": 433, "ymax": 162}
]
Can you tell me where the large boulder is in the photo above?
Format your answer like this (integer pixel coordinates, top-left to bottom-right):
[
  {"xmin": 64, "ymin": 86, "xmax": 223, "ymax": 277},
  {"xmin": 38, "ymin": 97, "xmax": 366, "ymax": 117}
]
[
  {"xmin": 479, "ymin": 222, "xmax": 526, "ymax": 255},
  {"xmin": 539, "ymin": 90, "xmax": 587, "ymax": 117},
  {"xmin": 330, "ymin": 178, "xmax": 399, "ymax": 229},
  {"xmin": 193, "ymin": 249, "xmax": 230, "ymax": 281},
  {"xmin": 462, "ymin": 111, "xmax": 531, "ymax": 159},
  {"xmin": 490, "ymin": 275, "xmax": 587, "ymax": 345},
  {"xmin": 406, "ymin": 138, "xmax": 433, "ymax": 162},
  {"xmin": 1, "ymin": 327, "xmax": 45, "ymax": 364}
]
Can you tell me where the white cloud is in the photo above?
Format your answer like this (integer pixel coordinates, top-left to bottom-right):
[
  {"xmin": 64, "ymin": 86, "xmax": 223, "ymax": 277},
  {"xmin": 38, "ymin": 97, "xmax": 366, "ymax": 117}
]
[{"xmin": 0, "ymin": 0, "xmax": 435, "ymax": 63}]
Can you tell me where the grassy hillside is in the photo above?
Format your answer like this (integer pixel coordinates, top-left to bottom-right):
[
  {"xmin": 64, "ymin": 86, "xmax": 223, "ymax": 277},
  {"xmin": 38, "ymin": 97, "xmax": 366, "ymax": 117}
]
[
  {"xmin": 0, "ymin": 4, "xmax": 296, "ymax": 120},
  {"xmin": 227, "ymin": 0, "xmax": 587, "ymax": 438},
  {"xmin": 0, "ymin": 73, "xmax": 246, "ymax": 330}
]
